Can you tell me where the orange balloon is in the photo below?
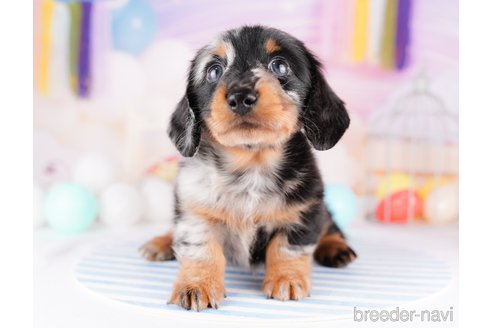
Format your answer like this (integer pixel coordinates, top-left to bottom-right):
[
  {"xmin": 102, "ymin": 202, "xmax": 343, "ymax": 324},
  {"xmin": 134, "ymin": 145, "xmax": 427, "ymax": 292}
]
[{"xmin": 376, "ymin": 190, "xmax": 423, "ymax": 223}]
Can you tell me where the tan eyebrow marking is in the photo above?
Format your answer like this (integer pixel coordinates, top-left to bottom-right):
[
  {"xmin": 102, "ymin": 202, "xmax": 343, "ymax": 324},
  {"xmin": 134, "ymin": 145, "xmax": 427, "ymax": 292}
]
[
  {"xmin": 213, "ymin": 42, "xmax": 227, "ymax": 58},
  {"xmin": 265, "ymin": 38, "xmax": 281, "ymax": 54}
]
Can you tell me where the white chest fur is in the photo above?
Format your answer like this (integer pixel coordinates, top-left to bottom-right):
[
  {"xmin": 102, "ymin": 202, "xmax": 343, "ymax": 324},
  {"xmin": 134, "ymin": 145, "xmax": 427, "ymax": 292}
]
[
  {"xmin": 176, "ymin": 157, "xmax": 283, "ymax": 267},
  {"xmin": 177, "ymin": 157, "xmax": 283, "ymax": 222}
]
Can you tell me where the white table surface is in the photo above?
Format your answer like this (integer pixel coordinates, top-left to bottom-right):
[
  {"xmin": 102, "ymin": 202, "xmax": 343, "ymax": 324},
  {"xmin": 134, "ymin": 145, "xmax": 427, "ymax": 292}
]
[{"xmin": 34, "ymin": 220, "xmax": 458, "ymax": 328}]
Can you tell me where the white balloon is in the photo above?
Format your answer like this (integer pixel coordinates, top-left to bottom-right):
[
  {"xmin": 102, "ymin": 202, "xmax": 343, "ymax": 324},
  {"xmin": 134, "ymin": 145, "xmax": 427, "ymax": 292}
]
[
  {"xmin": 424, "ymin": 182, "xmax": 459, "ymax": 224},
  {"xmin": 106, "ymin": 52, "xmax": 147, "ymax": 104},
  {"xmin": 73, "ymin": 153, "xmax": 117, "ymax": 194},
  {"xmin": 100, "ymin": 183, "xmax": 143, "ymax": 227},
  {"xmin": 141, "ymin": 40, "xmax": 193, "ymax": 95},
  {"xmin": 33, "ymin": 184, "xmax": 45, "ymax": 228},
  {"xmin": 140, "ymin": 177, "xmax": 174, "ymax": 223}
]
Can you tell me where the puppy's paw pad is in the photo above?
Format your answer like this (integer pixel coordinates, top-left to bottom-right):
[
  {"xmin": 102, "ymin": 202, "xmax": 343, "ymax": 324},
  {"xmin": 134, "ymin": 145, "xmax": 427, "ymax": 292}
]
[
  {"xmin": 168, "ymin": 282, "xmax": 225, "ymax": 311},
  {"xmin": 263, "ymin": 274, "xmax": 310, "ymax": 301},
  {"xmin": 139, "ymin": 237, "xmax": 174, "ymax": 262},
  {"xmin": 314, "ymin": 242, "xmax": 357, "ymax": 268}
]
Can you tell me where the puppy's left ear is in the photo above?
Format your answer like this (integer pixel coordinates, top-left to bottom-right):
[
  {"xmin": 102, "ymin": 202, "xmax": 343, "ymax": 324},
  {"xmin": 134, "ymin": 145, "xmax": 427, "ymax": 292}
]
[
  {"xmin": 167, "ymin": 91, "xmax": 201, "ymax": 157},
  {"xmin": 301, "ymin": 54, "xmax": 350, "ymax": 151}
]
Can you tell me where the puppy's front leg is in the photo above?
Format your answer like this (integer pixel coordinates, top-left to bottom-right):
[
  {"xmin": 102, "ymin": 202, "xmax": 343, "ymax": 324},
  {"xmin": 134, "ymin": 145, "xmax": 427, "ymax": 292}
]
[
  {"xmin": 263, "ymin": 234, "xmax": 312, "ymax": 301},
  {"xmin": 169, "ymin": 215, "xmax": 226, "ymax": 311}
]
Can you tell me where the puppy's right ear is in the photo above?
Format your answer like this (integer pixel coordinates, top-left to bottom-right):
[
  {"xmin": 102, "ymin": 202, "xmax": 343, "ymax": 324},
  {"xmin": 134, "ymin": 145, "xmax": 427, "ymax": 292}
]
[{"xmin": 167, "ymin": 94, "xmax": 201, "ymax": 157}]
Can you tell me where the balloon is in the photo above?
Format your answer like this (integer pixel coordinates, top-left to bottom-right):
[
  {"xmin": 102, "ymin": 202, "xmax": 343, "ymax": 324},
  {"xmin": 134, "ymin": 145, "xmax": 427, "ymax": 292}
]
[
  {"xmin": 73, "ymin": 153, "xmax": 117, "ymax": 194},
  {"xmin": 112, "ymin": 0, "xmax": 157, "ymax": 54},
  {"xmin": 43, "ymin": 182, "xmax": 98, "ymax": 234},
  {"xmin": 424, "ymin": 182, "xmax": 458, "ymax": 224},
  {"xmin": 417, "ymin": 176, "xmax": 451, "ymax": 200},
  {"xmin": 376, "ymin": 173, "xmax": 413, "ymax": 199},
  {"xmin": 140, "ymin": 177, "xmax": 173, "ymax": 222},
  {"xmin": 323, "ymin": 185, "xmax": 357, "ymax": 229},
  {"xmin": 100, "ymin": 183, "xmax": 143, "ymax": 227},
  {"xmin": 376, "ymin": 190, "xmax": 423, "ymax": 223}
]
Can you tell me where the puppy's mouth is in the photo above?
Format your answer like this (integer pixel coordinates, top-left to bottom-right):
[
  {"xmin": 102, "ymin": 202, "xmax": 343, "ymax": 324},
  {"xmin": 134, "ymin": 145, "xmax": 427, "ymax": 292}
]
[
  {"xmin": 237, "ymin": 121, "xmax": 259, "ymax": 129},
  {"xmin": 226, "ymin": 119, "xmax": 270, "ymax": 132}
]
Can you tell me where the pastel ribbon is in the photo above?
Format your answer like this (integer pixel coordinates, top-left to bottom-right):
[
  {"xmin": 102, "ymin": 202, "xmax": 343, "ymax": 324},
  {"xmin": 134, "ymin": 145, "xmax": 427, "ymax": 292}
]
[
  {"xmin": 68, "ymin": 2, "xmax": 81, "ymax": 95},
  {"xmin": 49, "ymin": 2, "xmax": 70, "ymax": 98},
  {"xmin": 91, "ymin": 1, "xmax": 112, "ymax": 99},
  {"xmin": 367, "ymin": 0, "xmax": 386, "ymax": 64},
  {"xmin": 352, "ymin": 0, "xmax": 369, "ymax": 62},
  {"xmin": 380, "ymin": 0, "xmax": 398, "ymax": 69},
  {"xmin": 395, "ymin": 0, "xmax": 412, "ymax": 70},
  {"xmin": 33, "ymin": 0, "xmax": 41, "ymax": 92},
  {"xmin": 78, "ymin": 1, "xmax": 93, "ymax": 97},
  {"xmin": 337, "ymin": 0, "xmax": 355, "ymax": 63},
  {"xmin": 38, "ymin": 0, "xmax": 55, "ymax": 94}
]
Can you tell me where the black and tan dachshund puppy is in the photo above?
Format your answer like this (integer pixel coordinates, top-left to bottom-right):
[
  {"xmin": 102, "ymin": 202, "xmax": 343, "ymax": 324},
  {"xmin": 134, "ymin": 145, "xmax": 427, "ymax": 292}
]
[{"xmin": 140, "ymin": 26, "xmax": 356, "ymax": 311}]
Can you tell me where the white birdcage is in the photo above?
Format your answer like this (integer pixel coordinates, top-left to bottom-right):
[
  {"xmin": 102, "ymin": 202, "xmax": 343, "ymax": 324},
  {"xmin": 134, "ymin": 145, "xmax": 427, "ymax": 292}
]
[{"xmin": 365, "ymin": 75, "xmax": 458, "ymax": 224}]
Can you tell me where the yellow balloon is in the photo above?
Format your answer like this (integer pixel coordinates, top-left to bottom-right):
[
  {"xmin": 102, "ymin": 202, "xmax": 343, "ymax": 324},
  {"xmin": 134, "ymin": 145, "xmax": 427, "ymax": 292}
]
[
  {"xmin": 417, "ymin": 177, "xmax": 451, "ymax": 200},
  {"xmin": 376, "ymin": 173, "xmax": 413, "ymax": 199}
]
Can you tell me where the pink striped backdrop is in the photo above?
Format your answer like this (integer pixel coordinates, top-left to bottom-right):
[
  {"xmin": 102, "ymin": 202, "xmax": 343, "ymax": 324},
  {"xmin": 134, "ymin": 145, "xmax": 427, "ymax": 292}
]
[
  {"xmin": 33, "ymin": 0, "xmax": 458, "ymax": 190},
  {"xmin": 147, "ymin": 0, "xmax": 458, "ymax": 120}
]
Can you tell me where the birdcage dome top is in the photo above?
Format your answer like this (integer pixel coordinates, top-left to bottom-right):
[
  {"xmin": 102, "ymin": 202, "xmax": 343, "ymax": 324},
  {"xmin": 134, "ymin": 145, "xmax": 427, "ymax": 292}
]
[{"xmin": 368, "ymin": 75, "xmax": 458, "ymax": 144}]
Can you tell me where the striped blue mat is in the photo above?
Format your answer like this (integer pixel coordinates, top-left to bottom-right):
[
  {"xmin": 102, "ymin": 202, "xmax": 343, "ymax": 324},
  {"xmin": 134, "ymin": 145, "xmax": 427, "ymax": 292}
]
[{"xmin": 74, "ymin": 239, "xmax": 452, "ymax": 321}]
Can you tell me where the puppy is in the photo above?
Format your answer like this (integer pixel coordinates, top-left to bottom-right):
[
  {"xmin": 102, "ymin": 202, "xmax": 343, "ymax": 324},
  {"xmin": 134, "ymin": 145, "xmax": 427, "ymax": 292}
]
[{"xmin": 140, "ymin": 26, "xmax": 356, "ymax": 311}]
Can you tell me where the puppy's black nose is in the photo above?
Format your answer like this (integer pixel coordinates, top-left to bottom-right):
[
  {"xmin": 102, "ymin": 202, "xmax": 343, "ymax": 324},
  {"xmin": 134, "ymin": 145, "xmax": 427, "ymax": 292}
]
[{"xmin": 227, "ymin": 89, "xmax": 257, "ymax": 115}]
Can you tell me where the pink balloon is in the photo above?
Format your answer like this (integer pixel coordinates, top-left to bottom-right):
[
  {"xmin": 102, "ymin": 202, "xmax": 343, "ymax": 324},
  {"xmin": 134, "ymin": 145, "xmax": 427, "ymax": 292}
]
[{"xmin": 376, "ymin": 190, "xmax": 423, "ymax": 223}]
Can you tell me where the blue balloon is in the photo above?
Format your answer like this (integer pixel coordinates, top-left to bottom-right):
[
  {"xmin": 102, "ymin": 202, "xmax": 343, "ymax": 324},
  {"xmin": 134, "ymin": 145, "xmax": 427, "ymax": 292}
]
[
  {"xmin": 43, "ymin": 182, "xmax": 99, "ymax": 234},
  {"xmin": 323, "ymin": 184, "xmax": 357, "ymax": 229},
  {"xmin": 112, "ymin": 0, "xmax": 157, "ymax": 55}
]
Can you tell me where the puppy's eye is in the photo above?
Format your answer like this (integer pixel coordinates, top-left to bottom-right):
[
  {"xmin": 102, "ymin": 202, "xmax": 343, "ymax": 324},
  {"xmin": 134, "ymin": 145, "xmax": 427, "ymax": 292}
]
[
  {"xmin": 269, "ymin": 58, "xmax": 289, "ymax": 77},
  {"xmin": 206, "ymin": 64, "xmax": 224, "ymax": 83}
]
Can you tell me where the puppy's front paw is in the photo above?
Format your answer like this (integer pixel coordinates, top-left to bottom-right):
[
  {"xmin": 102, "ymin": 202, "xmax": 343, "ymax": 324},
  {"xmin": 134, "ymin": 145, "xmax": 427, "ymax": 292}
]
[
  {"xmin": 168, "ymin": 279, "xmax": 226, "ymax": 311},
  {"xmin": 263, "ymin": 272, "xmax": 310, "ymax": 301},
  {"xmin": 139, "ymin": 234, "xmax": 175, "ymax": 261},
  {"xmin": 314, "ymin": 234, "xmax": 357, "ymax": 268}
]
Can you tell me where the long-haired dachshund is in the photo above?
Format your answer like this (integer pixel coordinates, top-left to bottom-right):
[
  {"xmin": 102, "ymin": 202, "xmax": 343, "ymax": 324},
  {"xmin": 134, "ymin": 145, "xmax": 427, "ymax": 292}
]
[{"xmin": 140, "ymin": 26, "xmax": 356, "ymax": 311}]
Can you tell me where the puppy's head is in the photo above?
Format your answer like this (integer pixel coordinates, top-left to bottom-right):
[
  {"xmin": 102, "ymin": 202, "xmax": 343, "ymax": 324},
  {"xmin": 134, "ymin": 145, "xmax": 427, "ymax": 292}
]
[{"xmin": 168, "ymin": 26, "xmax": 350, "ymax": 157}]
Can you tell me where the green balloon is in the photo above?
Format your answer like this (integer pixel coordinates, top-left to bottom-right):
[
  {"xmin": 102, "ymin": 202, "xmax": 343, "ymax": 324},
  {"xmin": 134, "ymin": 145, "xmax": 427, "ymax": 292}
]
[{"xmin": 43, "ymin": 182, "xmax": 99, "ymax": 234}]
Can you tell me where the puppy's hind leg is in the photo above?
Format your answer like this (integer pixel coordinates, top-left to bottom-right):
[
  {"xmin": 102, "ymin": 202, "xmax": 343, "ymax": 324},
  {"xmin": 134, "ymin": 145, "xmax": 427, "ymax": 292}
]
[
  {"xmin": 314, "ymin": 207, "xmax": 357, "ymax": 268},
  {"xmin": 314, "ymin": 231, "xmax": 357, "ymax": 268},
  {"xmin": 139, "ymin": 230, "xmax": 175, "ymax": 261}
]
